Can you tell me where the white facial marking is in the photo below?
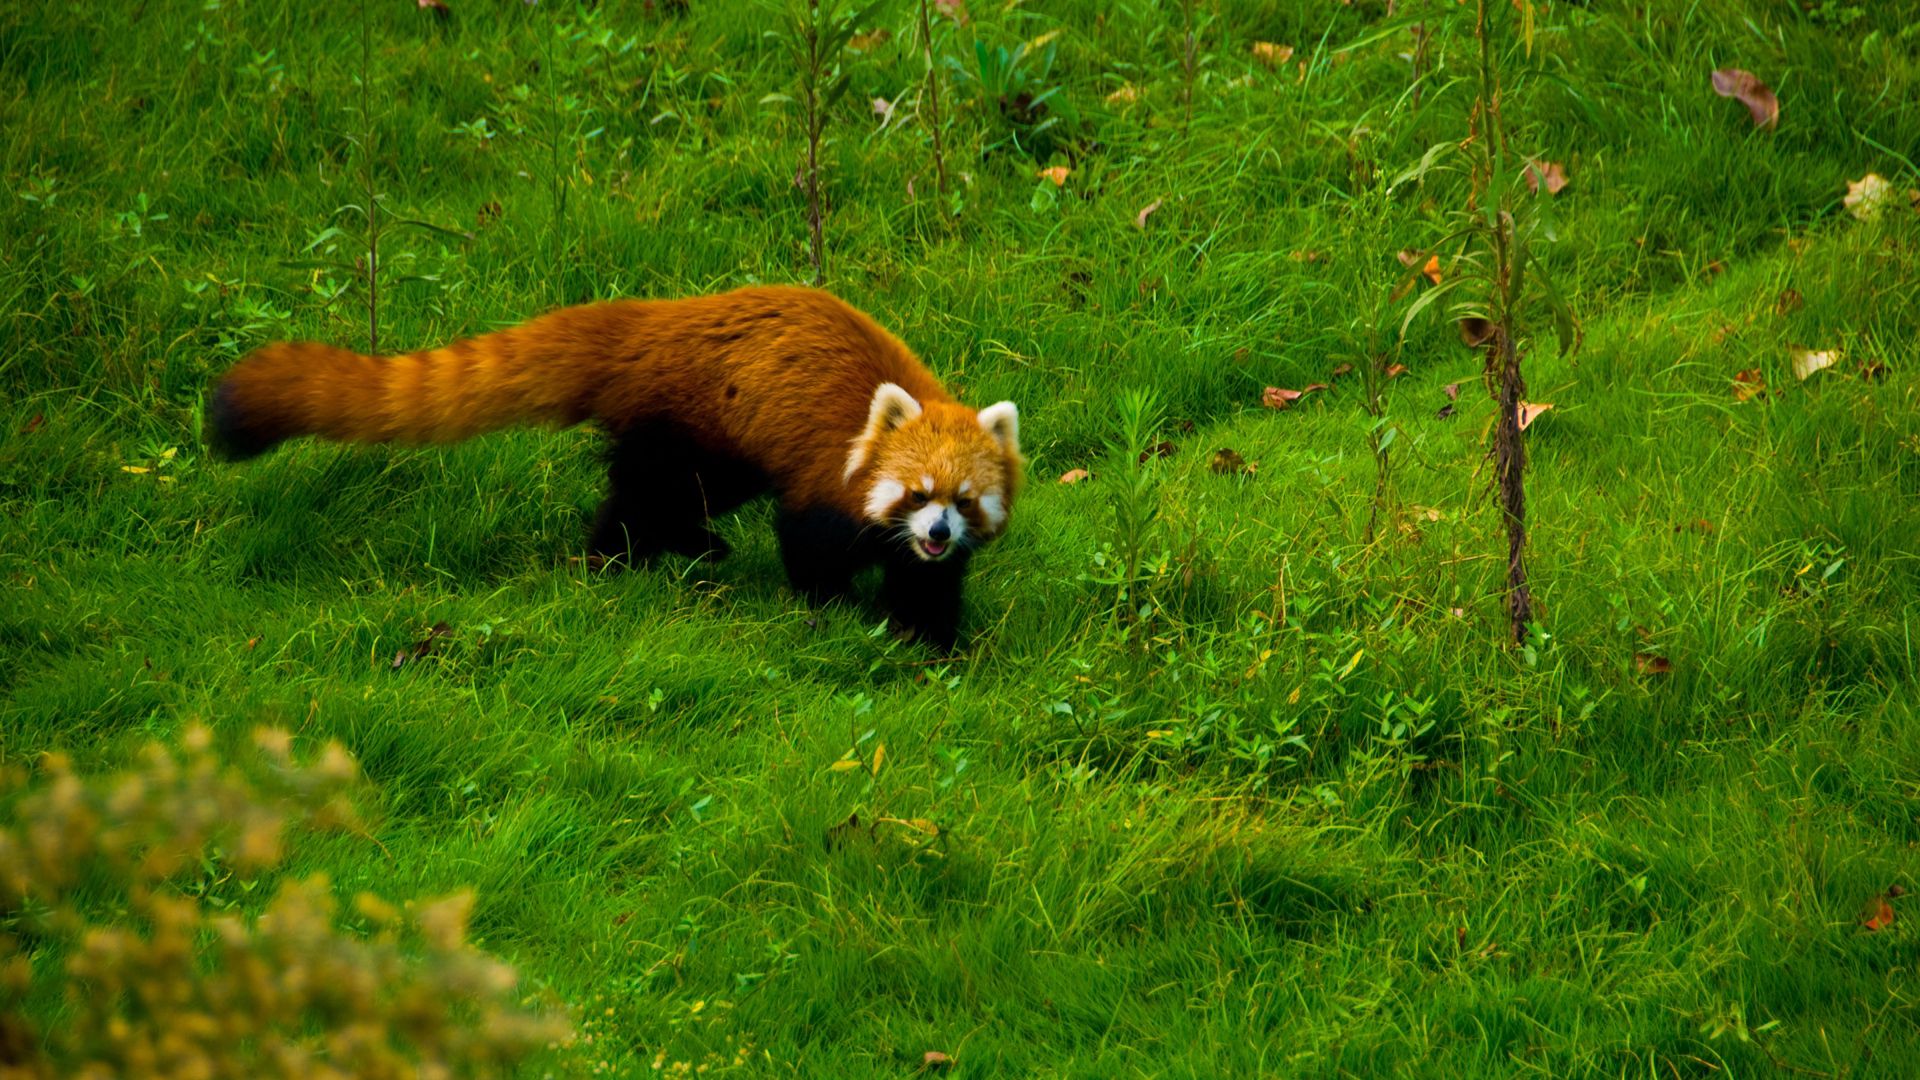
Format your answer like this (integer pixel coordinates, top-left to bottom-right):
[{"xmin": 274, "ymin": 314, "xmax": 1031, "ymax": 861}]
[
  {"xmin": 864, "ymin": 478, "xmax": 906, "ymax": 520},
  {"xmin": 920, "ymin": 474, "xmax": 934, "ymax": 493},
  {"xmin": 978, "ymin": 491, "xmax": 1006, "ymax": 529},
  {"xmin": 907, "ymin": 502, "xmax": 948, "ymax": 539},
  {"xmin": 959, "ymin": 480, "xmax": 973, "ymax": 496}
]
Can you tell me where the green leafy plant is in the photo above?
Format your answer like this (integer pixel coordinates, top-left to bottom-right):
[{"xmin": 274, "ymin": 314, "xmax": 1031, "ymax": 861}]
[{"xmin": 0, "ymin": 726, "xmax": 567, "ymax": 1078}]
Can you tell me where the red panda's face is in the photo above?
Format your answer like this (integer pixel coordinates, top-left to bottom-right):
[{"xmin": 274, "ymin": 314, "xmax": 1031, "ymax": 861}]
[{"xmin": 846, "ymin": 385, "xmax": 1022, "ymax": 563}]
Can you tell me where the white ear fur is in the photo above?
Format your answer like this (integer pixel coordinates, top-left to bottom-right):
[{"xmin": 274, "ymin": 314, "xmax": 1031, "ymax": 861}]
[
  {"xmin": 844, "ymin": 382, "xmax": 924, "ymax": 481},
  {"xmin": 977, "ymin": 401, "xmax": 1019, "ymax": 457},
  {"xmin": 867, "ymin": 382, "xmax": 922, "ymax": 434}
]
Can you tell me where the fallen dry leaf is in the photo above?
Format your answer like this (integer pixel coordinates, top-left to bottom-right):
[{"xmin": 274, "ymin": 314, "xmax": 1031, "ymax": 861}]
[
  {"xmin": 1523, "ymin": 159, "xmax": 1569, "ymax": 196},
  {"xmin": 416, "ymin": 0, "xmax": 449, "ymax": 11},
  {"xmin": 1459, "ymin": 317, "xmax": 1497, "ymax": 348},
  {"xmin": 1037, "ymin": 165, "xmax": 1070, "ymax": 187},
  {"xmin": 1385, "ymin": 363, "xmax": 1409, "ymax": 379},
  {"xmin": 1517, "ymin": 402, "xmax": 1553, "ymax": 431},
  {"xmin": 1262, "ymin": 387, "xmax": 1304, "ymax": 410},
  {"xmin": 246, "ymin": 636, "xmax": 261, "ymax": 651},
  {"xmin": 1443, "ymin": 382, "xmax": 1462, "ymax": 401},
  {"xmin": 1330, "ymin": 362, "xmax": 1354, "ymax": 379},
  {"xmin": 1209, "ymin": 448, "xmax": 1253, "ymax": 475},
  {"xmin": 871, "ymin": 97, "xmax": 897, "ymax": 125},
  {"xmin": 1844, "ymin": 172, "xmax": 1895, "ymax": 221},
  {"xmin": 1862, "ymin": 894, "xmax": 1895, "ymax": 933},
  {"xmin": 1135, "ymin": 198, "xmax": 1163, "ymax": 228},
  {"xmin": 1633, "ymin": 653, "xmax": 1673, "ymax": 675},
  {"xmin": 1251, "ymin": 42, "xmax": 1294, "ymax": 68},
  {"xmin": 1711, "ymin": 68, "xmax": 1778, "ymax": 129},
  {"xmin": 1106, "ymin": 84, "xmax": 1140, "ymax": 105},
  {"xmin": 20, "ymin": 414, "xmax": 44, "ymax": 435},
  {"xmin": 923, "ymin": 1050, "xmax": 955, "ymax": 1070},
  {"xmin": 1058, "ymin": 468, "xmax": 1091, "ymax": 484},
  {"xmin": 1775, "ymin": 288, "xmax": 1803, "ymax": 316},
  {"xmin": 1423, "ymin": 255, "xmax": 1442, "ymax": 284},
  {"xmin": 1301, "ymin": 382, "xmax": 1329, "ymax": 394},
  {"xmin": 1138, "ymin": 440, "xmax": 1177, "ymax": 463},
  {"xmin": 1732, "ymin": 368, "xmax": 1767, "ymax": 402},
  {"xmin": 1436, "ymin": 403, "xmax": 1456, "ymax": 420},
  {"xmin": 933, "ymin": 0, "xmax": 969, "ymax": 25},
  {"xmin": 1397, "ymin": 249, "xmax": 1443, "ymax": 283},
  {"xmin": 391, "ymin": 621, "xmax": 452, "ymax": 672},
  {"xmin": 1289, "ymin": 249, "xmax": 1326, "ymax": 263},
  {"xmin": 1860, "ymin": 360, "xmax": 1888, "ymax": 382},
  {"xmin": 1790, "ymin": 348, "xmax": 1838, "ymax": 381},
  {"xmin": 848, "ymin": 28, "xmax": 893, "ymax": 51}
]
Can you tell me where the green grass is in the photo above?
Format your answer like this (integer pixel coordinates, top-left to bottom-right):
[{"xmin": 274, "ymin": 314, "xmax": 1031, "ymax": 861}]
[{"xmin": 4, "ymin": 0, "xmax": 1920, "ymax": 1075}]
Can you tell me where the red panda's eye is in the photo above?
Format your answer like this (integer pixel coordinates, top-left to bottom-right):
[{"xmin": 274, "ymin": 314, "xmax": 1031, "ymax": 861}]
[
  {"xmin": 911, "ymin": 491, "xmax": 929, "ymax": 505},
  {"xmin": 956, "ymin": 497, "xmax": 973, "ymax": 510}
]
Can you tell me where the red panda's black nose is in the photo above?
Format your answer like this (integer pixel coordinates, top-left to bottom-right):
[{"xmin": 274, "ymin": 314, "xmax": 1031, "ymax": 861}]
[{"xmin": 929, "ymin": 518, "xmax": 951, "ymax": 542}]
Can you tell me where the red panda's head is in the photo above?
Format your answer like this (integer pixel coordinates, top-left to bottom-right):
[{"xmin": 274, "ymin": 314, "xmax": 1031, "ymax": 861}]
[{"xmin": 845, "ymin": 383, "xmax": 1023, "ymax": 562}]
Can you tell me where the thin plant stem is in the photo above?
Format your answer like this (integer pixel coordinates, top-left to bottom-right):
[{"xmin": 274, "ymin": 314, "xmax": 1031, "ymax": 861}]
[
  {"xmin": 360, "ymin": 0, "xmax": 379, "ymax": 355},
  {"xmin": 917, "ymin": 0, "xmax": 948, "ymax": 196}
]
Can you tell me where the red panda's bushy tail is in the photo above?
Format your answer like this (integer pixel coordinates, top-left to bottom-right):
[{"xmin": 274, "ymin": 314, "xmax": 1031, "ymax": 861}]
[{"xmin": 204, "ymin": 302, "xmax": 634, "ymax": 461}]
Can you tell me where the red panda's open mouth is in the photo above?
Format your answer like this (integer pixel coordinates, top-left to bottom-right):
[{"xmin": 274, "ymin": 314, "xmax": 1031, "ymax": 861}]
[{"xmin": 912, "ymin": 538, "xmax": 950, "ymax": 561}]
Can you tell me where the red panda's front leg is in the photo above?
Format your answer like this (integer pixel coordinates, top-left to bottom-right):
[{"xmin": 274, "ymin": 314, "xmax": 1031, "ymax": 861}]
[
  {"xmin": 879, "ymin": 548, "xmax": 970, "ymax": 654},
  {"xmin": 775, "ymin": 505, "xmax": 871, "ymax": 604}
]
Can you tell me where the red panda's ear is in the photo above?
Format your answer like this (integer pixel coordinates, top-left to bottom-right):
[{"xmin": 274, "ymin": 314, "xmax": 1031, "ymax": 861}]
[
  {"xmin": 845, "ymin": 383, "xmax": 923, "ymax": 481},
  {"xmin": 977, "ymin": 401, "xmax": 1020, "ymax": 457},
  {"xmin": 866, "ymin": 382, "xmax": 923, "ymax": 434}
]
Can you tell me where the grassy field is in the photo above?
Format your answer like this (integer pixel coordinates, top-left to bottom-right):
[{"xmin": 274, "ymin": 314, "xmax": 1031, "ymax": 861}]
[{"xmin": 4, "ymin": 0, "xmax": 1920, "ymax": 1075}]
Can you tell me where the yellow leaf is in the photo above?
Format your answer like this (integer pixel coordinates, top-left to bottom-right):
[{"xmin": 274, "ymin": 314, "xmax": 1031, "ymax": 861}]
[
  {"xmin": 121, "ymin": 465, "xmax": 150, "ymax": 474},
  {"xmin": 159, "ymin": 447, "xmax": 177, "ymax": 461},
  {"xmin": 1337, "ymin": 648, "xmax": 1365, "ymax": 680},
  {"xmin": 1037, "ymin": 165, "xmax": 1070, "ymax": 186},
  {"xmin": 871, "ymin": 742, "xmax": 885, "ymax": 776},
  {"xmin": 1287, "ymin": 685, "xmax": 1302, "ymax": 705},
  {"xmin": 828, "ymin": 759, "xmax": 862, "ymax": 772}
]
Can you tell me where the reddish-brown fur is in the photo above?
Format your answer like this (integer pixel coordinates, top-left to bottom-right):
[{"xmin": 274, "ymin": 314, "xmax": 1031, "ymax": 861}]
[{"xmin": 206, "ymin": 285, "xmax": 1022, "ymax": 650}]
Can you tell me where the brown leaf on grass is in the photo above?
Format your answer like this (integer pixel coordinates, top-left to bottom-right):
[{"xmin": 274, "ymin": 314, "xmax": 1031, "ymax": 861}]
[
  {"xmin": 1330, "ymin": 362, "xmax": 1354, "ymax": 379},
  {"xmin": 1444, "ymin": 382, "xmax": 1462, "ymax": 400},
  {"xmin": 848, "ymin": 28, "xmax": 893, "ymax": 51},
  {"xmin": 390, "ymin": 621, "xmax": 452, "ymax": 672},
  {"xmin": 933, "ymin": 0, "xmax": 969, "ymax": 25},
  {"xmin": 1705, "ymin": 259, "xmax": 1727, "ymax": 277},
  {"xmin": 1523, "ymin": 159, "xmax": 1569, "ymax": 196},
  {"xmin": 1262, "ymin": 387, "xmax": 1303, "ymax": 410},
  {"xmin": 1138, "ymin": 440, "xmax": 1177, "ymax": 463},
  {"xmin": 1711, "ymin": 69, "xmax": 1778, "ymax": 129},
  {"xmin": 1397, "ymin": 249, "xmax": 1443, "ymax": 283},
  {"xmin": 1058, "ymin": 468, "xmax": 1091, "ymax": 484},
  {"xmin": 246, "ymin": 636, "xmax": 261, "ymax": 651},
  {"xmin": 1732, "ymin": 368, "xmax": 1767, "ymax": 402},
  {"xmin": 416, "ymin": 0, "xmax": 449, "ymax": 11},
  {"xmin": 1289, "ymin": 249, "xmax": 1326, "ymax": 263},
  {"xmin": 1517, "ymin": 402, "xmax": 1553, "ymax": 431},
  {"xmin": 476, "ymin": 200, "xmax": 502, "ymax": 228},
  {"xmin": 1862, "ymin": 895, "xmax": 1896, "ymax": 932},
  {"xmin": 1134, "ymin": 198, "xmax": 1163, "ymax": 229},
  {"xmin": 1844, "ymin": 172, "xmax": 1896, "ymax": 221},
  {"xmin": 1209, "ymin": 448, "xmax": 1253, "ymax": 475},
  {"xmin": 1037, "ymin": 165, "xmax": 1070, "ymax": 187},
  {"xmin": 1775, "ymin": 288, "xmax": 1803, "ymax": 315},
  {"xmin": 1860, "ymin": 360, "xmax": 1888, "ymax": 382},
  {"xmin": 1633, "ymin": 653, "xmax": 1673, "ymax": 675},
  {"xmin": 1790, "ymin": 348, "xmax": 1838, "ymax": 381},
  {"xmin": 1105, "ymin": 84, "xmax": 1141, "ymax": 105},
  {"xmin": 1459, "ymin": 317, "xmax": 1497, "ymax": 347},
  {"xmin": 872, "ymin": 97, "xmax": 897, "ymax": 125},
  {"xmin": 1436, "ymin": 403, "xmax": 1456, "ymax": 420},
  {"xmin": 1385, "ymin": 363, "xmax": 1409, "ymax": 379},
  {"xmin": 923, "ymin": 1050, "xmax": 955, "ymax": 1070},
  {"xmin": 20, "ymin": 414, "xmax": 44, "ymax": 435},
  {"xmin": 1251, "ymin": 42, "xmax": 1294, "ymax": 68},
  {"xmin": 1301, "ymin": 382, "xmax": 1329, "ymax": 394}
]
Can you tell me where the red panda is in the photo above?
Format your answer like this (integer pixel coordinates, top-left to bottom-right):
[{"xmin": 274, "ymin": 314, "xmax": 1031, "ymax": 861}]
[{"xmin": 204, "ymin": 285, "xmax": 1023, "ymax": 651}]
